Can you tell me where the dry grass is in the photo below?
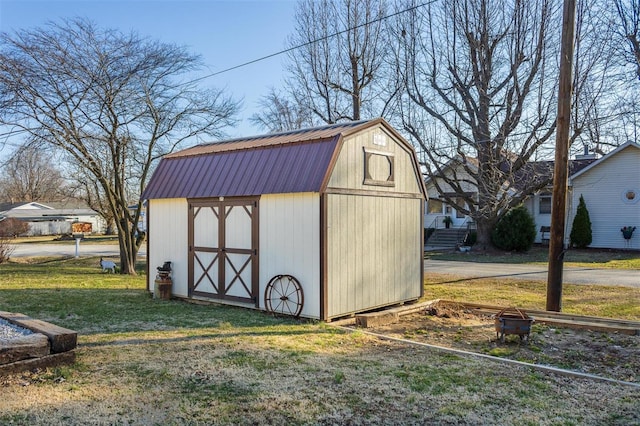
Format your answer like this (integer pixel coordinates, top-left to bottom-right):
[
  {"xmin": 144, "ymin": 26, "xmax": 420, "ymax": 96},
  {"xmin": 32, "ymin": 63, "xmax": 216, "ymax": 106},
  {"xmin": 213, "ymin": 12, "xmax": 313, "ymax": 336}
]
[
  {"xmin": 424, "ymin": 273, "xmax": 640, "ymax": 320},
  {"xmin": 3, "ymin": 325, "xmax": 639, "ymax": 425},
  {"xmin": 1, "ymin": 257, "xmax": 639, "ymax": 425}
]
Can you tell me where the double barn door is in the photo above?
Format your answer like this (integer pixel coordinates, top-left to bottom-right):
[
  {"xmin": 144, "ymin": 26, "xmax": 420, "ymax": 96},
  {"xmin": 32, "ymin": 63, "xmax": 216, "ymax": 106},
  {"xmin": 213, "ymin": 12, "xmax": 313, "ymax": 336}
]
[{"xmin": 188, "ymin": 198, "xmax": 258, "ymax": 304}]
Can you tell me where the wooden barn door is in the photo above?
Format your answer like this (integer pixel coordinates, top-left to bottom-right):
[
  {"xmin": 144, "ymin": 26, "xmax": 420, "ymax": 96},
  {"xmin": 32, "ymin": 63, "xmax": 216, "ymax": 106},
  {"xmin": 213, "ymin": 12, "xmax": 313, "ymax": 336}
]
[{"xmin": 188, "ymin": 198, "xmax": 258, "ymax": 305}]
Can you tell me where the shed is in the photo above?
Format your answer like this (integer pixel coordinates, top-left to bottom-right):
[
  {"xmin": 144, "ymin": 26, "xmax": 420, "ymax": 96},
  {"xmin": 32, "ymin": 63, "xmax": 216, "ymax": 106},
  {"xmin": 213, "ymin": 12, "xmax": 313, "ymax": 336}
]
[{"xmin": 142, "ymin": 118, "xmax": 427, "ymax": 320}]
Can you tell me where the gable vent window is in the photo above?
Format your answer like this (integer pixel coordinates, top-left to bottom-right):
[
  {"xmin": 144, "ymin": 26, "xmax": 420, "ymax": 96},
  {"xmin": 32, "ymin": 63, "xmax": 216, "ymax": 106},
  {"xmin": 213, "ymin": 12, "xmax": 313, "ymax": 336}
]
[
  {"xmin": 622, "ymin": 188, "xmax": 639, "ymax": 204},
  {"xmin": 363, "ymin": 148, "xmax": 394, "ymax": 187}
]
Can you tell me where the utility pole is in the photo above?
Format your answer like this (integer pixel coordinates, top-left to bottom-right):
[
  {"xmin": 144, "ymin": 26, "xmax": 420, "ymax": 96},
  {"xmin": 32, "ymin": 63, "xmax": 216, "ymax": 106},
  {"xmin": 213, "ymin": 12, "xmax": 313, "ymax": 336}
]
[{"xmin": 547, "ymin": 0, "xmax": 577, "ymax": 312}]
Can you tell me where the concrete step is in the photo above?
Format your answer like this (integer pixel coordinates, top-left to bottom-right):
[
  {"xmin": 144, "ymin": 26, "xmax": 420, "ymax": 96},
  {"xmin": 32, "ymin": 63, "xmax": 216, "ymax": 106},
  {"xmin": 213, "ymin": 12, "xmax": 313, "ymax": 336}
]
[{"xmin": 426, "ymin": 229, "xmax": 466, "ymax": 247}]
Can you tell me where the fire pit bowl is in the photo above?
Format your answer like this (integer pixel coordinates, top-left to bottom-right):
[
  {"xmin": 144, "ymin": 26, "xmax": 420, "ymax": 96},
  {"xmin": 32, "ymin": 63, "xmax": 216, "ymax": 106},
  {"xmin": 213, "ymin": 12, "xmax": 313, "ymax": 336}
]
[{"xmin": 494, "ymin": 308, "xmax": 534, "ymax": 343}]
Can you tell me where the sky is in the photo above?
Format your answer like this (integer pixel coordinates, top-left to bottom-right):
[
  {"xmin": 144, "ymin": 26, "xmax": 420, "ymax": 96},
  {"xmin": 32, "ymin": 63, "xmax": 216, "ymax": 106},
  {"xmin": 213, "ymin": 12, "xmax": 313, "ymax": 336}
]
[{"xmin": 0, "ymin": 0, "xmax": 298, "ymax": 142}]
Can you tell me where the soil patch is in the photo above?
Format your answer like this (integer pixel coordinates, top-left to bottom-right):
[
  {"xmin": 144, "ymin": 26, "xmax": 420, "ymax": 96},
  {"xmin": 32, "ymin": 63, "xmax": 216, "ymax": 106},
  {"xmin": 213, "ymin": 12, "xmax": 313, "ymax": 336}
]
[{"xmin": 363, "ymin": 301, "xmax": 639, "ymax": 383}]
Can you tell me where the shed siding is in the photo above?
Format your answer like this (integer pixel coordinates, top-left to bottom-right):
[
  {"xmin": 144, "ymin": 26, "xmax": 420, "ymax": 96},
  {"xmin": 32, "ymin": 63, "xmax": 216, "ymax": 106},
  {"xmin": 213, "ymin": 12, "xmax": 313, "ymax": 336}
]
[
  {"xmin": 568, "ymin": 146, "xmax": 640, "ymax": 250},
  {"xmin": 327, "ymin": 127, "xmax": 422, "ymax": 195},
  {"xmin": 326, "ymin": 194, "xmax": 422, "ymax": 318},
  {"xmin": 148, "ymin": 198, "xmax": 189, "ymax": 296},
  {"xmin": 259, "ymin": 193, "xmax": 321, "ymax": 319}
]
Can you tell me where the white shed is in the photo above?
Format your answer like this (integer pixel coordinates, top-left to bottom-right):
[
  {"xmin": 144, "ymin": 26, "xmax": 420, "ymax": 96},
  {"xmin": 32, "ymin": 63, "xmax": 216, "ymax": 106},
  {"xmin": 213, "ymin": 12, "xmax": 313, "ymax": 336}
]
[
  {"xmin": 142, "ymin": 119, "xmax": 427, "ymax": 320},
  {"xmin": 567, "ymin": 141, "xmax": 640, "ymax": 250}
]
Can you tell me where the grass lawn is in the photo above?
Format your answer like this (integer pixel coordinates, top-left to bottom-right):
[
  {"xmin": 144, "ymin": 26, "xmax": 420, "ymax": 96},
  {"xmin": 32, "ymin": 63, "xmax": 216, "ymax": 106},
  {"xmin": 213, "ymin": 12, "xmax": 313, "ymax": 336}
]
[
  {"xmin": 1, "ymin": 257, "xmax": 638, "ymax": 425},
  {"xmin": 426, "ymin": 245, "xmax": 640, "ymax": 269}
]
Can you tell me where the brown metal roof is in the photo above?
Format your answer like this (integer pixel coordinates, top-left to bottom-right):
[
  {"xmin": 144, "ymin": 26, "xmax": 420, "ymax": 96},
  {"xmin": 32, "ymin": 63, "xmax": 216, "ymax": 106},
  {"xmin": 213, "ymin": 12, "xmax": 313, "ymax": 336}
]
[
  {"xmin": 143, "ymin": 135, "xmax": 342, "ymax": 199},
  {"xmin": 142, "ymin": 118, "xmax": 427, "ymax": 200},
  {"xmin": 165, "ymin": 120, "xmax": 371, "ymax": 159}
]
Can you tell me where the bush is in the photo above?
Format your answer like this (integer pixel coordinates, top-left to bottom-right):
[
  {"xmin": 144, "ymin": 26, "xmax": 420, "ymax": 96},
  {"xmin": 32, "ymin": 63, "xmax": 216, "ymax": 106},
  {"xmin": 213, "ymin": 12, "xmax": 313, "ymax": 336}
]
[
  {"xmin": 0, "ymin": 238, "xmax": 14, "ymax": 263},
  {"xmin": 0, "ymin": 218, "xmax": 30, "ymax": 237},
  {"xmin": 570, "ymin": 195, "xmax": 592, "ymax": 248},
  {"xmin": 491, "ymin": 205, "xmax": 537, "ymax": 252}
]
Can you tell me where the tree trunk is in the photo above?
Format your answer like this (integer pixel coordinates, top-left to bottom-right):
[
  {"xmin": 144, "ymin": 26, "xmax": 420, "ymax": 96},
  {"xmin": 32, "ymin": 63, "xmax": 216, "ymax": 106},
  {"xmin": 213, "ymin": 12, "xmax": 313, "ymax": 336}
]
[
  {"xmin": 474, "ymin": 220, "xmax": 494, "ymax": 251},
  {"xmin": 115, "ymin": 217, "xmax": 139, "ymax": 275}
]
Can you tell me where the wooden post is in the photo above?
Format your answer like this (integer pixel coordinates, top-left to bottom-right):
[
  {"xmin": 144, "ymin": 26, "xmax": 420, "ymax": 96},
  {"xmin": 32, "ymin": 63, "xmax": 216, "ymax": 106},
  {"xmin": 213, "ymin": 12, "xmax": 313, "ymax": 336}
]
[{"xmin": 547, "ymin": 0, "xmax": 577, "ymax": 312}]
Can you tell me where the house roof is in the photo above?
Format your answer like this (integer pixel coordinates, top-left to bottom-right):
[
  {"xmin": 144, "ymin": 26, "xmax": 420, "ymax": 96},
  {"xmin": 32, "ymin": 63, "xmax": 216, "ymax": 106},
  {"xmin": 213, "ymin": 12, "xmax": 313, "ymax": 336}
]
[
  {"xmin": 511, "ymin": 158, "xmax": 597, "ymax": 192},
  {"xmin": 424, "ymin": 155, "xmax": 597, "ymax": 195},
  {"xmin": 0, "ymin": 202, "xmax": 53, "ymax": 213},
  {"xmin": 569, "ymin": 141, "xmax": 640, "ymax": 182},
  {"xmin": 143, "ymin": 118, "xmax": 425, "ymax": 200}
]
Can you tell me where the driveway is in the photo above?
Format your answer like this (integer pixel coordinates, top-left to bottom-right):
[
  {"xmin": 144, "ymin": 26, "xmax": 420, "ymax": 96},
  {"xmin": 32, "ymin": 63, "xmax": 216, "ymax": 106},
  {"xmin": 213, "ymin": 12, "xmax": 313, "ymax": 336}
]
[{"xmin": 425, "ymin": 259, "xmax": 639, "ymax": 288}]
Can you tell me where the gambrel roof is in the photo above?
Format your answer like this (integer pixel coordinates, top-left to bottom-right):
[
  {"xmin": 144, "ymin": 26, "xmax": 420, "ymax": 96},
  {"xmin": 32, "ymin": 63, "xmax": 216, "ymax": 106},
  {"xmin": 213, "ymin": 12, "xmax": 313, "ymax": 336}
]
[{"xmin": 143, "ymin": 119, "xmax": 427, "ymax": 200}]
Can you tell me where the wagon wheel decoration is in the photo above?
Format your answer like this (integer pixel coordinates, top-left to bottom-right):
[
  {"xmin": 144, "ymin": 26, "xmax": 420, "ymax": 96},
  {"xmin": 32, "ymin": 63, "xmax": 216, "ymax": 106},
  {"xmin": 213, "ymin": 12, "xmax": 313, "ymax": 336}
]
[{"xmin": 264, "ymin": 275, "xmax": 304, "ymax": 318}]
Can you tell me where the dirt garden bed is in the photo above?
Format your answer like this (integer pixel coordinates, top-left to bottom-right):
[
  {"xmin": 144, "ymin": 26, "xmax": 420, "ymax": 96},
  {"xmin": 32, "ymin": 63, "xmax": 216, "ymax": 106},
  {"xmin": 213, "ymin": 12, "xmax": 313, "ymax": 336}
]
[{"xmin": 360, "ymin": 301, "xmax": 640, "ymax": 384}]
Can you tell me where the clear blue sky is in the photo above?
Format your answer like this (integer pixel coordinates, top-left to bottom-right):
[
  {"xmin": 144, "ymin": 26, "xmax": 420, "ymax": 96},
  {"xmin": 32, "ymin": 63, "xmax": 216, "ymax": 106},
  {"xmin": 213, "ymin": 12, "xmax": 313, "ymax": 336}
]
[{"xmin": 0, "ymin": 0, "xmax": 297, "ymax": 139}]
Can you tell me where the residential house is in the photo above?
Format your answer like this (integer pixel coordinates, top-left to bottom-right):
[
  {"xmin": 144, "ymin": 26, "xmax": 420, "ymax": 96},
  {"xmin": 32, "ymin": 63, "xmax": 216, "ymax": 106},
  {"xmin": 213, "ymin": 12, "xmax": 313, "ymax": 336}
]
[
  {"xmin": 566, "ymin": 142, "xmax": 640, "ymax": 250},
  {"xmin": 0, "ymin": 201, "xmax": 106, "ymax": 236},
  {"xmin": 424, "ymin": 152, "xmax": 598, "ymax": 247}
]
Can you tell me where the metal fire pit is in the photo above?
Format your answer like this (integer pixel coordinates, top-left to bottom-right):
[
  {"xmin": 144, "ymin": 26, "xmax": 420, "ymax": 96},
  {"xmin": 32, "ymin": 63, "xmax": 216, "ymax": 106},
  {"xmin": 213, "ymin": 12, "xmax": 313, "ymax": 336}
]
[{"xmin": 494, "ymin": 308, "xmax": 534, "ymax": 343}]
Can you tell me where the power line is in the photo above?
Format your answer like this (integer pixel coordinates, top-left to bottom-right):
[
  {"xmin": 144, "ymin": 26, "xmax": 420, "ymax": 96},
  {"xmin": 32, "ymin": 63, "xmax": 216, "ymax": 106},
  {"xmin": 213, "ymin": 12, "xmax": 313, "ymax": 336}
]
[
  {"xmin": 190, "ymin": 1, "xmax": 434, "ymax": 84},
  {"xmin": 0, "ymin": 2, "xmax": 434, "ymax": 140}
]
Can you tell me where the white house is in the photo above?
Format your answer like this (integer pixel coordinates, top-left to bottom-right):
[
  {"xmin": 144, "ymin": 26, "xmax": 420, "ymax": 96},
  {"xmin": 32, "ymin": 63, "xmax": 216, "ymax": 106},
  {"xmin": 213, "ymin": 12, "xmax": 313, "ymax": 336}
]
[
  {"xmin": 424, "ymin": 155, "xmax": 597, "ymax": 246},
  {"xmin": 142, "ymin": 119, "xmax": 428, "ymax": 321},
  {"xmin": 566, "ymin": 142, "xmax": 640, "ymax": 250},
  {"xmin": 0, "ymin": 201, "xmax": 105, "ymax": 236}
]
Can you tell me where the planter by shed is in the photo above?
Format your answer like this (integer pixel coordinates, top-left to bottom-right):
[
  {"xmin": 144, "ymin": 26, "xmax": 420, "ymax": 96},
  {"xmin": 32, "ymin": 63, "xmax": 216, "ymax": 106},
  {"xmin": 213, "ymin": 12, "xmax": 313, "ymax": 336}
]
[{"xmin": 142, "ymin": 119, "xmax": 428, "ymax": 320}]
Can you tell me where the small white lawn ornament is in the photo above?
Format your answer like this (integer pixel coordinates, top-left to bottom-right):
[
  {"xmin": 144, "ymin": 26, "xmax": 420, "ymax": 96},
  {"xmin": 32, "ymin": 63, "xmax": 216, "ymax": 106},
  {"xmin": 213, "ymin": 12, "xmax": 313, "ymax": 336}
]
[{"xmin": 100, "ymin": 257, "xmax": 117, "ymax": 273}]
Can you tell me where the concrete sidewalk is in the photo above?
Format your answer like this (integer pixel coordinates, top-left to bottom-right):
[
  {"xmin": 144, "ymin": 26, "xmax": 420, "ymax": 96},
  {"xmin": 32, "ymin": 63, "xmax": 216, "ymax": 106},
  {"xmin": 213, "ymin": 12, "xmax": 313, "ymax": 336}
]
[{"xmin": 424, "ymin": 259, "xmax": 639, "ymax": 288}]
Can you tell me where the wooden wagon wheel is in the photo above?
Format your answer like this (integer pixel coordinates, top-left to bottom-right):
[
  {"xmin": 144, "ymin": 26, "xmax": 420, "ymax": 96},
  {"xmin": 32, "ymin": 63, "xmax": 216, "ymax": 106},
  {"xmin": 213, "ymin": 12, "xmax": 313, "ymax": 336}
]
[{"xmin": 264, "ymin": 275, "xmax": 304, "ymax": 318}]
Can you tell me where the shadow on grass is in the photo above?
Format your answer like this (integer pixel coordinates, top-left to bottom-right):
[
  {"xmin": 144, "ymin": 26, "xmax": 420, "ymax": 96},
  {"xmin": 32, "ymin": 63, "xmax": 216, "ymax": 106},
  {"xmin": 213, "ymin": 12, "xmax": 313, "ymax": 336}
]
[
  {"xmin": 81, "ymin": 327, "xmax": 328, "ymax": 348},
  {"xmin": 0, "ymin": 287, "xmax": 305, "ymax": 337}
]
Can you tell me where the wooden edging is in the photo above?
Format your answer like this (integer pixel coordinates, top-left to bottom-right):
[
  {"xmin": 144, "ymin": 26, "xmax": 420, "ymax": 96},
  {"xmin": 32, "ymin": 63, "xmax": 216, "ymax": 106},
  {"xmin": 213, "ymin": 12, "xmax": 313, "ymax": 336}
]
[
  {"xmin": 0, "ymin": 352, "xmax": 76, "ymax": 376},
  {"xmin": 334, "ymin": 325, "xmax": 640, "ymax": 389},
  {"xmin": 0, "ymin": 311, "xmax": 78, "ymax": 353},
  {"xmin": 350, "ymin": 299, "xmax": 640, "ymax": 335},
  {"xmin": 439, "ymin": 300, "xmax": 640, "ymax": 336}
]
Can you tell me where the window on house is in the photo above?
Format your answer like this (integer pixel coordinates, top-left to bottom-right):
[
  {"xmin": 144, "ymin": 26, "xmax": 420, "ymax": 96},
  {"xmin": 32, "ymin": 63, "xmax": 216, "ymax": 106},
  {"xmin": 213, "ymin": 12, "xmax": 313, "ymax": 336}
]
[
  {"xmin": 539, "ymin": 195, "xmax": 552, "ymax": 214},
  {"xmin": 427, "ymin": 199, "xmax": 443, "ymax": 214}
]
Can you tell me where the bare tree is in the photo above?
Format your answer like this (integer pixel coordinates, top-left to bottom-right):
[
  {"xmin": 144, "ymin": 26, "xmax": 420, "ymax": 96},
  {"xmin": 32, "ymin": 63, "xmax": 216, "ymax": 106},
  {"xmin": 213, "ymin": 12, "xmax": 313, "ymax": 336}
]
[
  {"xmin": 0, "ymin": 144, "xmax": 67, "ymax": 202},
  {"xmin": 286, "ymin": 0, "xmax": 390, "ymax": 124},
  {"xmin": 569, "ymin": 1, "xmax": 625, "ymax": 155},
  {"xmin": 0, "ymin": 19, "xmax": 239, "ymax": 274},
  {"xmin": 66, "ymin": 163, "xmax": 117, "ymax": 234},
  {"xmin": 250, "ymin": 88, "xmax": 317, "ymax": 132},
  {"xmin": 612, "ymin": 0, "xmax": 640, "ymax": 143},
  {"xmin": 615, "ymin": 0, "xmax": 640, "ymax": 80},
  {"xmin": 393, "ymin": 0, "xmax": 562, "ymax": 248}
]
